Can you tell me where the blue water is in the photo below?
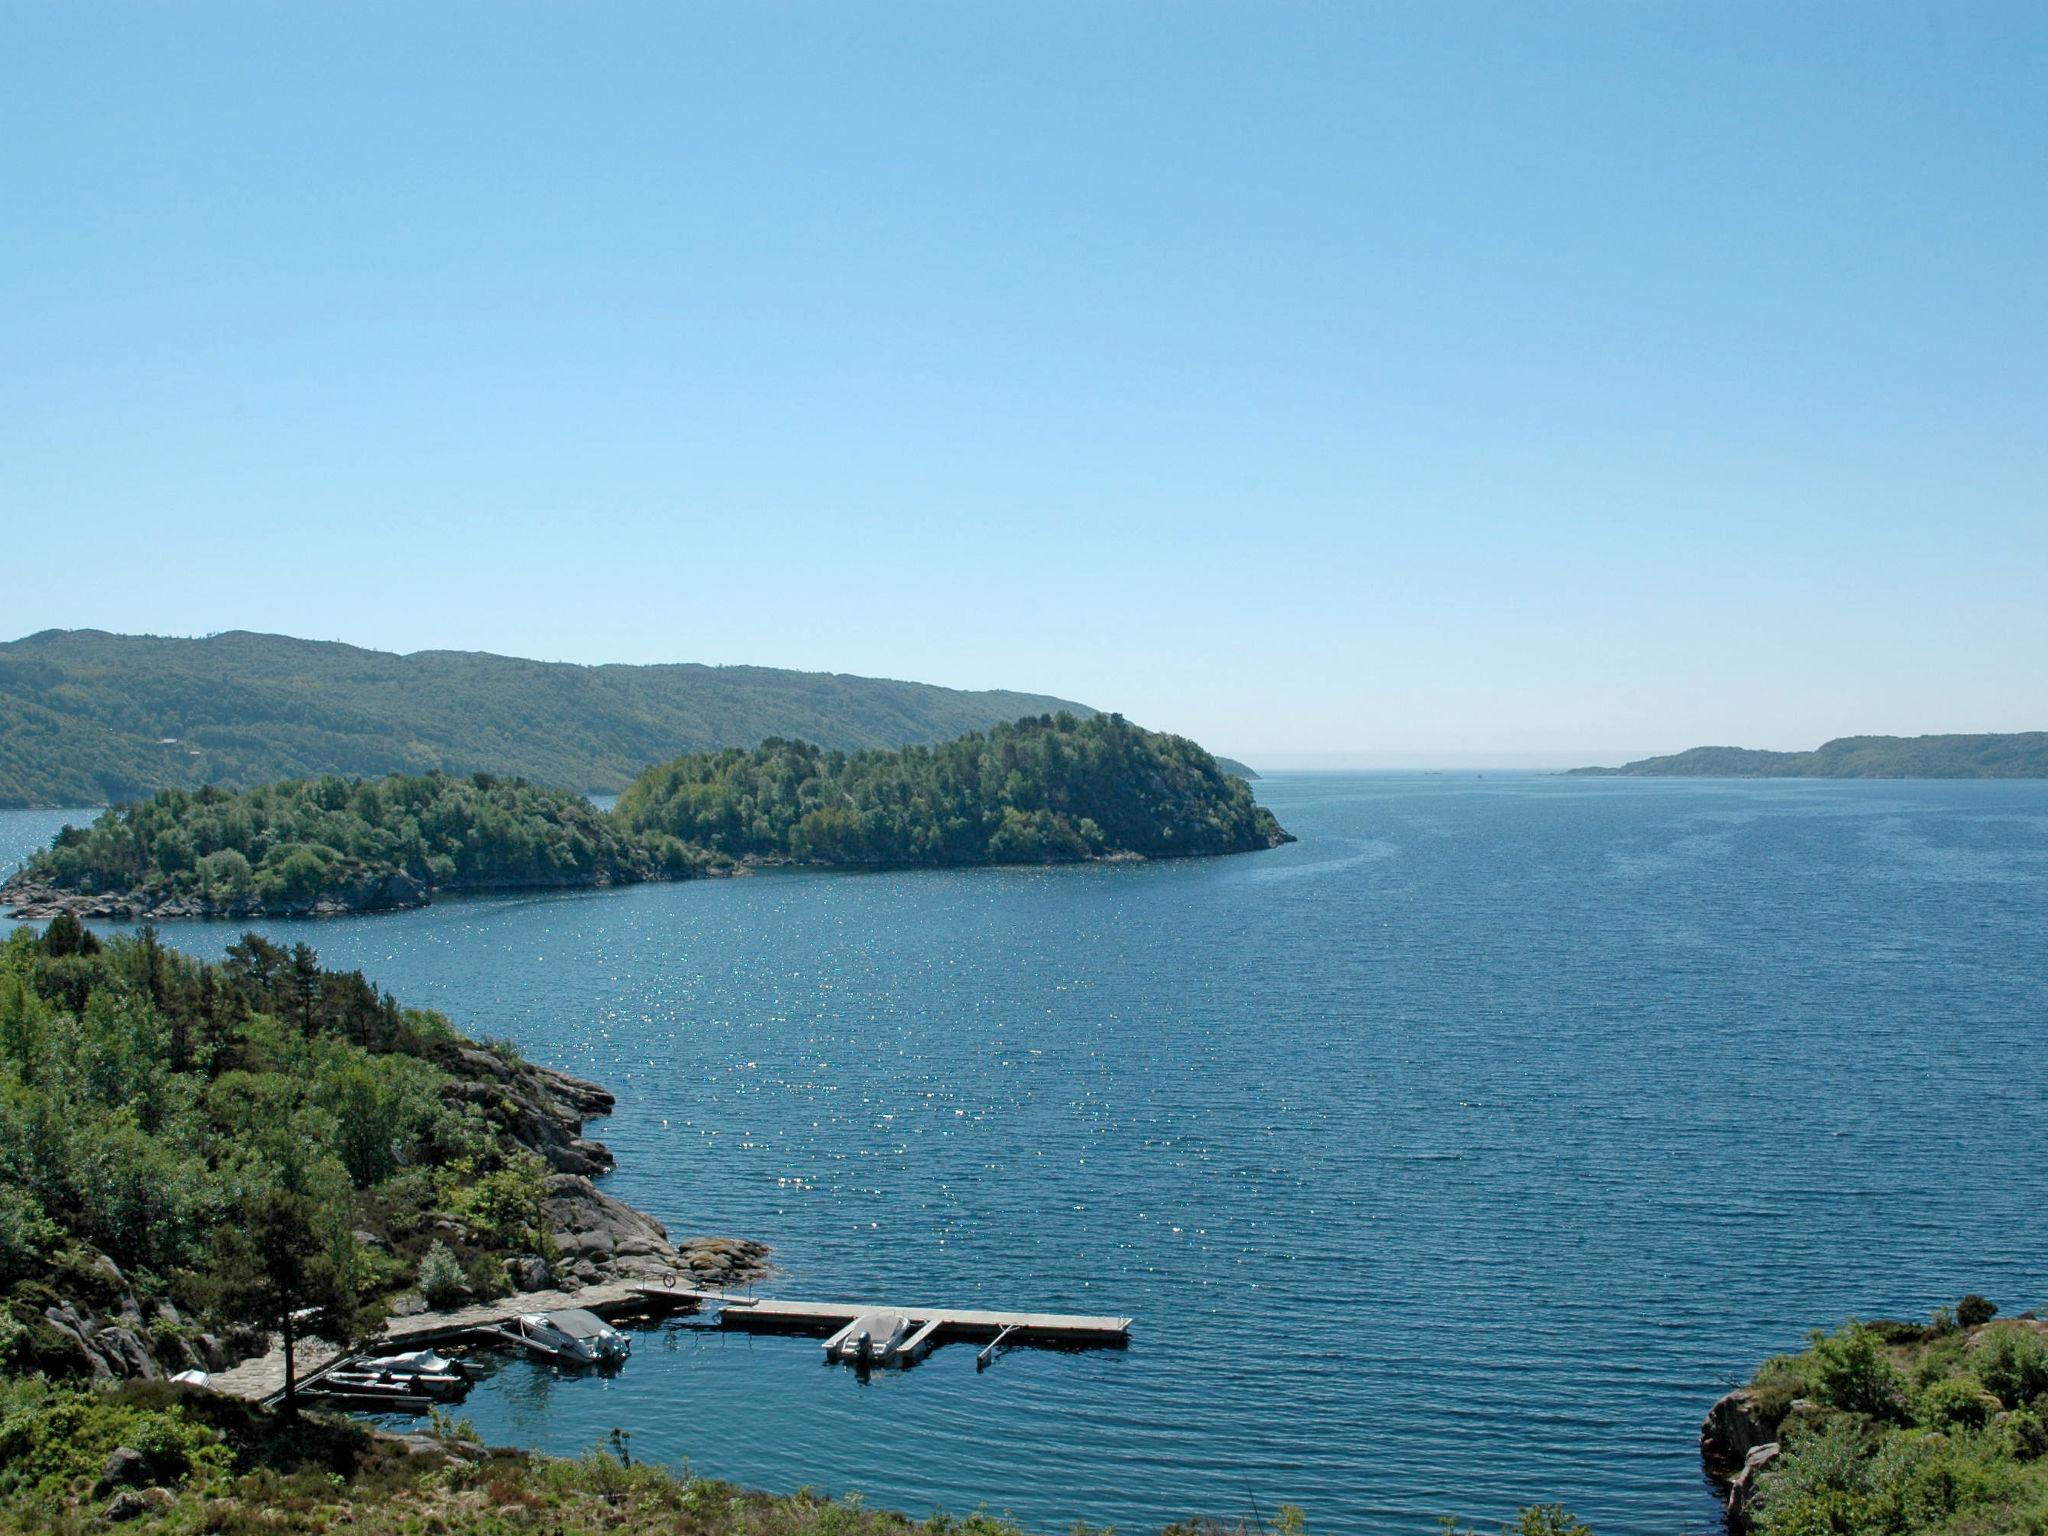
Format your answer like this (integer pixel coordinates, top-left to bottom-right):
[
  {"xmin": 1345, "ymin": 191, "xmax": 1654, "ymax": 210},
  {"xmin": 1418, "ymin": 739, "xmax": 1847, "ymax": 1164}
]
[{"xmin": 8, "ymin": 774, "xmax": 2048, "ymax": 1534}]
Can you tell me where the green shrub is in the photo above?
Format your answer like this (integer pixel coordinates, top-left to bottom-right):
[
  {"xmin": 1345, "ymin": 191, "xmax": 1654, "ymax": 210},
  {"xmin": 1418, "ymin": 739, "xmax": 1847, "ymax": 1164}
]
[
  {"xmin": 196, "ymin": 848, "xmax": 253, "ymax": 900},
  {"xmin": 1804, "ymin": 1323, "xmax": 1910, "ymax": 1422},
  {"xmin": 253, "ymin": 844, "xmax": 336, "ymax": 906},
  {"xmin": 1972, "ymin": 1327, "xmax": 2048, "ymax": 1408},
  {"xmin": 1509, "ymin": 1509, "xmax": 1591, "ymax": 1536},
  {"xmin": 1998, "ymin": 1404, "xmax": 2048, "ymax": 1461},
  {"xmin": 1916, "ymin": 1374, "xmax": 1997, "ymax": 1431},
  {"xmin": 442, "ymin": 1150, "xmax": 552, "ymax": 1253},
  {"xmin": 0, "ymin": 1187, "xmax": 57, "ymax": 1286},
  {"xmin": 416, "ymin": 1240, "xmax": 467, "ymax": 1310},
  {"xmin": 0, "ymin": 1377, "xmax": 230, "ymax": 1498},
  {"xmin": 1958, "ymin": 1294, "xmax": 1999, "ymax": 1328}
]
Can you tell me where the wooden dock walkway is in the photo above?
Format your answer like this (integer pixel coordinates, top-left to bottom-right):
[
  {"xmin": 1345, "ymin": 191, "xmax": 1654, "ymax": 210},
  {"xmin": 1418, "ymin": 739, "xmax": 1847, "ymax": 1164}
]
[
  {"xmin": 209, "ymin": 1281, "xmax": 1128, "ymax": 1404},
  {"xmin": 210, "ymin": 1278, "xmax": 682, "ymax": 1404},
  {"xmin": 642, "ymin": 1285, "xmax": 1131, "ymax": 1351}
]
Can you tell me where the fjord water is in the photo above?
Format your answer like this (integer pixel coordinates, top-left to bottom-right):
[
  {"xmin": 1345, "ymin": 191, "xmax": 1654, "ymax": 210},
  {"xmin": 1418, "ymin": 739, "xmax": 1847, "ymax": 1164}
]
[{"xmin": 8, "ymin": 775, "xmax": 2048, "ymax": 1534}]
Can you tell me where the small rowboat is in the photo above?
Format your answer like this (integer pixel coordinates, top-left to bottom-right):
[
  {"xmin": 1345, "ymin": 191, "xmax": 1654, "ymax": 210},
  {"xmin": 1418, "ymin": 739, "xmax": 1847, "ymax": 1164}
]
[{"xmin": 824, "ymin": 1309, "xmax": 911, "ymax": 1364}]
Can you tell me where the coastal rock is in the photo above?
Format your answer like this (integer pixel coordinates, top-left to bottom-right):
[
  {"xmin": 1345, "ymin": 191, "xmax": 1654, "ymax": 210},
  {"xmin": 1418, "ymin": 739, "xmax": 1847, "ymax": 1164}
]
[
  {"xmin": 2, "ymin": 869, "xmax": 429, "ymax": 922},
  {"xmin": 542, "ymin": 1173, "xmax": 677, "ymax": 1282},
  {"xmin": 443, "ymin": 1054, "xmax": 619, "ymax": 1176},
  {"xmin": 677, "ymin": 1235, "xmax": 774, "ymax": 1288},
  {"xmin": 100, "ymin": 1447, "xmax": 149, "ymax": 1492},
  {"xmin": 1701, "ymin": 1388, "xmax": 1784, "ymax": 1480},
  {"xmin": 103, "ymin": 1490, "xmax": 149, "ymax": 1522},
  {"xmin": 504, "ymin": 1255, "xmax": 555, "ymax": 1293},
  {"xmin": 96, "ymin": 1327, "xmax": 159, "ymax": 1380},
  {"xmin": 1725, "ymin": 1443, "xmax": 1781, "ymax": 1534}
]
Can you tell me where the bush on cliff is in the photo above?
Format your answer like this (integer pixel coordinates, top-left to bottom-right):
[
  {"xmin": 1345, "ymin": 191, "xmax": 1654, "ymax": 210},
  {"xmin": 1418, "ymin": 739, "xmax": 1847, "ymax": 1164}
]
[{"xmin": 1741, "ymin": 1306, "xmax": 2048, "ymax": 1536}]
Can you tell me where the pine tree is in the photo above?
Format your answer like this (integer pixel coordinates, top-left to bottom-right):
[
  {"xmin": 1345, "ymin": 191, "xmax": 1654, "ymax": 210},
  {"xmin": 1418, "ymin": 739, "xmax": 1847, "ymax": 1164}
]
[{"xmin": 205, "ymin": 1116, "xmax": 371, "ymax": 1414}]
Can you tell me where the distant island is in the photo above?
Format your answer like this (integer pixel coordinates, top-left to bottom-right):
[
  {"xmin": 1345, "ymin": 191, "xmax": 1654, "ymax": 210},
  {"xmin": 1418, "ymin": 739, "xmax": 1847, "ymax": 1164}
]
[
  {"xmin": 0, "ymin": 628, "xmax": 1096, "ymax": 809},
  {"xmin": 4, "ymin": 714, "xmax": 1291, "ymax": 919},
  {"xmin": 1570, "ymin": 732, "xmax": 2048, "ymax": 779}
]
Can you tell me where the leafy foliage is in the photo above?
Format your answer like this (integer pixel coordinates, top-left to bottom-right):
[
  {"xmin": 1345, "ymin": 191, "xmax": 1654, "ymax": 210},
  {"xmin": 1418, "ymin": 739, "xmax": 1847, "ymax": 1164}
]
[
  {"xmin": 0, "ymin": 628, "xmax": 1093, "ymax": 808},
  {"xmin": 17, "ymin": 772, "xmax": 690, "ymax": 912},
  {"xmin": 0, "ymin": 1376, "xmax": 233, "ymax": 1500},
  {"xmin": 1744, "ymin": 1304, "xmax": 2048, "ymax": 1536},
  {"xmin": 1957, "ymin": 1294, "xmax": 1998, "ymax": 1328},
  {"xmin": 415, "ymin": 1241, "xmax": 467, "ymax": 1311},
  {"xmin": 0, "ymin": 1378, "xmax": 1105, "ymax": 1532},
  {"xmin": 617, "ymin": 712, "xmax": 1289, "ymax": 866},
  {"xmin": 0, "ymin": 925, "xmax": 550, "ymax": 1383}
]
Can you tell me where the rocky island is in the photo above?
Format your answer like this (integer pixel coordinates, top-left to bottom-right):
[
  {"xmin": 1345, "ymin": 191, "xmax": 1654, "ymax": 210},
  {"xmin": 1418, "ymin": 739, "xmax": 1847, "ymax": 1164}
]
[{"xmin": 5, "ymin": 713, "xmax": 1291, "ymax": 921}]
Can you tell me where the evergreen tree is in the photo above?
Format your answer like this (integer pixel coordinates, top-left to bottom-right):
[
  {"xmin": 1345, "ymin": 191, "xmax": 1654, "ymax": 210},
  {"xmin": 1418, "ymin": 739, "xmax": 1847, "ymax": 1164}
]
[{"xmin": 204, "ymin": 1118, "xmax": 370, "ymax": 1414}]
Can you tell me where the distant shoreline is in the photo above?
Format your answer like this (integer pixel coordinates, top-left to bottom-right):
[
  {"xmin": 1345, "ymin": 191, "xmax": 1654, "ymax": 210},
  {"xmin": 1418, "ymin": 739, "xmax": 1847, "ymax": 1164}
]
[{"xmin": 1571, "ymin": 731, "xmax": 2048, "ymax": 779}]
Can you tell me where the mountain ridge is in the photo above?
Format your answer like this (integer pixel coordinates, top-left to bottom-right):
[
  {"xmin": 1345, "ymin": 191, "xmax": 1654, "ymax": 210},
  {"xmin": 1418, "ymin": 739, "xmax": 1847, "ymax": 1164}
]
[{"xmin": 0, "ymin": 628, "xmax": 1101, "ymax": 808}]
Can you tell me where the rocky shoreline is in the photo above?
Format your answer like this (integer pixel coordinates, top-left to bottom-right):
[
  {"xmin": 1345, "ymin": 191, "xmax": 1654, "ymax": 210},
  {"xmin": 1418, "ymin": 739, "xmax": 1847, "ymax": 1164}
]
[
  {"xmin": 1699, "ymin": 1386, "xmax": 1787, "ymax": 1534},
  {"xmin": 445, "ymin": 1047, "xmax": 773, "ymax": 1294},
  {"xmin": 0, "ymin": 868, "xmax": 744, "ymax": 924},
  {"xmin": 26, "ymin": 1045, "xmax": 770, "ymax": 1385},
  {"xmin": 0, "ymin": 874, "xmax": 432, "ymax": 922}
]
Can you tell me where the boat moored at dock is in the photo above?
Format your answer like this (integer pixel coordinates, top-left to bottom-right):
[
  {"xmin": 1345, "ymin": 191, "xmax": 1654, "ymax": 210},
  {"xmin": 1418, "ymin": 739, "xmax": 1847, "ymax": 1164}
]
[
  {"xmin": 824, "ymin": 1309, "xmax": 913, "ymax": 1364},
  {"xmin": 494, "ymin": 1308, "xmax": 633, "ymax": 1366}
]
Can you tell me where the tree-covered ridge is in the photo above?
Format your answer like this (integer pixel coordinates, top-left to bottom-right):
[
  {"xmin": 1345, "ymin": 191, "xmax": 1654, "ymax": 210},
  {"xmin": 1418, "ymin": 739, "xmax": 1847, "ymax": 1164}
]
[
  {"xmin": 1712, "ymin": 1298, "xmax": 2048, "ymax": 1536},
  {"xmin": 615, "ymin": 712, "xmax": 1291, "ymax": 865},
  {"xmin": 1571, "ymin": 733, "xmax": 2048, "ymax": 778},
  {"xmin": 0, "ymin": 628, "xmax": 1093, "ymax": 808},
  {"xmin": 10, "ymin": 773, "xmax": 712, "ymax": 916},
  {"xmin": 0, "ymin": 921, "xmax": 561, "ymax": 1398}
]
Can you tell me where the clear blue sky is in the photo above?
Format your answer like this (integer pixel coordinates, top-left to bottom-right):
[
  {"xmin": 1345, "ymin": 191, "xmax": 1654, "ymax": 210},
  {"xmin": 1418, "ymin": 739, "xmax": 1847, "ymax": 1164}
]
[{"xmin": 3, "ymin": 3, "xmax": 2043, "ymax": 766}]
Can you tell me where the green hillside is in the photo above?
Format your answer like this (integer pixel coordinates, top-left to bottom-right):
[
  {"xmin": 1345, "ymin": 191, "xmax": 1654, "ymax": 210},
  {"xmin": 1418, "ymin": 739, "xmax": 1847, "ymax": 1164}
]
[
  {"xmin": 0, "ymin": 630, "xmax": 1094, "ymax": 809},
  {"xmin": 1570, "ymin": 733, "xmax": 2048, "ymax": 779}
]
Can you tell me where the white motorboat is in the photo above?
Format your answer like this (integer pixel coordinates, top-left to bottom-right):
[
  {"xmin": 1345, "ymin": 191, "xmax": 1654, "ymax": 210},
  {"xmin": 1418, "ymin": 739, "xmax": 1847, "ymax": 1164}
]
[
  {"xmin": 825, "ymin": 1309, "xmax": 911, "ymax": 1364},
  {"xmin": 359, "ymin": 1349, "xmax": 463, "ymax": 1378},
  {"xmin": 511, "ymin": 1308, "xmax": 632, "ymax": 1365}
]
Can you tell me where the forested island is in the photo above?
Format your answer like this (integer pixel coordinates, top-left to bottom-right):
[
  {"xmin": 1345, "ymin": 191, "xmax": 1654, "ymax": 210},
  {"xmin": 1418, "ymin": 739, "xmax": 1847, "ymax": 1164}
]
[
  {"xmin": 1702, "ymin": 1295, "xmax": 2048, "ymax": 1535},
  {"xmin": 615, "ymin": 713, "xmax": 1287, "ymax": 866},
  {"xmin": 4, "ymin": 714, "xmax": 1291, "ymax": 919},
  {"xmin": 0, "ymin": 629, "xmax": 1093, "ymax": 808},
  {"xmin": 1572, "ymin": 733, "xmax": 2048, "ymax": 779}
]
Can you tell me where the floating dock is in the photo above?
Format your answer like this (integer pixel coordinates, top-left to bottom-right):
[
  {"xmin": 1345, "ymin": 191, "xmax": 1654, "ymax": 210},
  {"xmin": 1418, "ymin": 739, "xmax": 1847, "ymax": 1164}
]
[
  {"xmin": 213, "ymin": 1278, "xmax": 687, "ymax": 1406},
  {"xmin": 640, "ymin": 1284, "xmax": 1131, "ymax": 1364}
]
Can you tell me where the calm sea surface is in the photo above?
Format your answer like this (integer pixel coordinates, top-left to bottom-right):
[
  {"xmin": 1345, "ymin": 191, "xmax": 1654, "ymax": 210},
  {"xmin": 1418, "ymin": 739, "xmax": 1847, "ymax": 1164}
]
[{"xmin": 7, "ymin": 775, "xmax": 2048, "ymax": 1535}]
